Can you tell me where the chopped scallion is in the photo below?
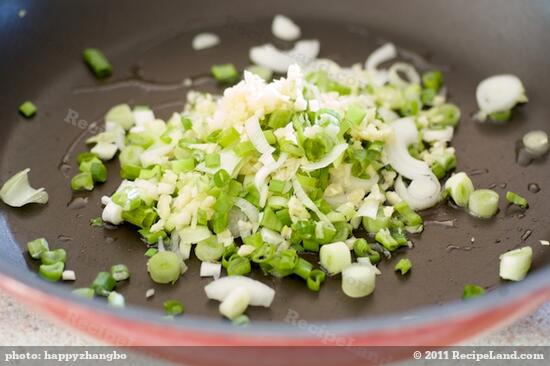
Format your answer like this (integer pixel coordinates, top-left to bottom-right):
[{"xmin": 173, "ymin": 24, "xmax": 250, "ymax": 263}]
[
  {"xmin": 163, "ymin": 299, "xmax": 185, "ymax": 316},
  {"xmin": 38, "ymin": 262, "xmax": 64, "ymax": 282},
  {"xmin": 27, "ymin": 238, "xmax": 49, "ymax": 259},
  {"xmin": 72, "ymin": 288, "xmax": 95, "ymax": 299},
  {"xmin": 70, "ymin": 172, "xmax": 94, "ymax": 191},
  {"xmin": 468, "ymin": 189, "xmax": 499, "ymax": 219},
  {"xmin": 83, "ymin": 48, "xmax": 113, "ymax": 79},
  {"xmin": 19, "ymin": 101, "xmax": 37, "ymax": 118},
  {"xmin": 91, "ymin": 271, "xmax": 116, "ymax": 296},
  {"xmin": 211, "ymin": 63, "xmax": 239, "ymax": 84},
  {"xmin": 463, "ymin": 284, "xmax": 485, "ymax": 299},
  {"xmin": 111, "ymin": 264, "xmax": 130, "ymax": 281},
  {"xmin": 499, "ymin": 246, "xmax": 532, "ymax": 281},
  {"xmin": 40, "ymin": 249, "xmax": 67, "ymax": 265},
  {"xmin": 307, "ymin": 269, "xmax": 326, "ymax": 292},
  {"xmin": 147, "ymin": 251, "xmax": 182, "ymax": 284},
  {"xmin": 90, "ymin": 217, "xmax": 104, "ymax": 227},
  {"xmin": 505, "ymin": 191, "xmax": 528, "ymax": 209},
  {"xmin": 394, "ymin": 258, "xmax": 412, "ymax": 275}
]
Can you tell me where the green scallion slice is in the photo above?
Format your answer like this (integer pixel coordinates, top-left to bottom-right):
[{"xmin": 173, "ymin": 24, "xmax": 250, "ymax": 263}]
[
  {"xmin": 462, "ymin": 284, "xmax": 485, "ymax": 299},
  {"xmin": 505, "ymin": 191, "xmax": 528, "ymax": 209},
  {"xmin": 211, "ymin": 63, "xmax": 239, "ymax": 84},
  {"xmin": 394, "ymin": 258, "xmax": 412, "ymax": 275},
  {"xmin": 19, "ymin": 101, "xmax": 37, "ymax": 118},
  {"xmin": 27, "ymin": 238, "xmax": 49, "ymax": 259},
  {"xmin": 83, "ymin": 48, "xmax": 113, "ymax": 79},
  {"xmin": 163, "ymin": 299, "xmax": 185, "ymax": 316},
  {"xmin": 91, "ymin": 271, "xmax": 117, "ymax": 296}
]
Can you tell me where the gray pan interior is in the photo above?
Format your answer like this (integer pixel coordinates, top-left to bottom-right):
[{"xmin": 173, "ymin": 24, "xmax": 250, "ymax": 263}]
[{"xmin": 0, "ymin": 0, "xmax": 549, "ymax": 326}]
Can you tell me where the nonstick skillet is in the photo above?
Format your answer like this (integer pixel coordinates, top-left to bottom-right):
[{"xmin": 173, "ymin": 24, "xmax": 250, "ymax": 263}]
[{"xmin": 0, "ymin": 0, "xmax": 549, "ymax": 363}]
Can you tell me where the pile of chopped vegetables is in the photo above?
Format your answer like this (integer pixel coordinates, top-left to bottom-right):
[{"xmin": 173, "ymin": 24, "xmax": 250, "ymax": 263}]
[
  {"xmin": 74, "ymin": 42, "xmax": 470, "ymax": 318},
  {"xmin": 1, "ymin": 14, "xmax": 546, "ymax": 321}
]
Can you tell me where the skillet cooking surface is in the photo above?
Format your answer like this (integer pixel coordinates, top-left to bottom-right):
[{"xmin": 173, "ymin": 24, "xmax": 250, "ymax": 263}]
[{"xmin": 0, "ymin": 0, "xmax": 549, "ymax": 322}]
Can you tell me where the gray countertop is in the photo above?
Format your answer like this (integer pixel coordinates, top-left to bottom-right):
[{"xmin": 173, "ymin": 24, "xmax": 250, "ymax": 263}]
[{"xmin": 1, "ymin": 290, "xmax": 549, "ymax": 347}]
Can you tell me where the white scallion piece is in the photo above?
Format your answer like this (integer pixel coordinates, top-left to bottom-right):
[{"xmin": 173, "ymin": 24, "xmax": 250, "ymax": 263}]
[
  {"xmin": 192, "ymin": 33, "xmax": 220, "ymax": 50},
  {"xmin": 540, "ymin": 240, "xmax": 549, "ymax": 246},
  {"xmin": 320, "ymin": 242, "xmax": 351, "ymax": 275},
  {"xmin": 108, "ymin": 291, "xmax": 125, "ymax": 308},
  {"xmin": 178, "ymin": 226, "xmax": 212, "ymax": 246},
  {"xmin": 422, "ymin": 127, "xmax": 454, "ymax": 143},
  {"xmin": 523, "ymin": 130, "xmax": 549, "ymax": 157},
  {"xmin": 271, "ymin": 15, "xmax": 301, "ymax": 41},
  {"xmin": 204, "ymin": 276, "xmax": 275, "ymax": 307},
  {"xmin": 219, "ymin": 286, "xmax": 250, "ymax": 320},
  {"xmin": 200, "ymin": 262, "xmax": 222, "ymax": 278},
  {"xmin": 499, "ymin": 246, "xmax": 532, "ymax": 281},
  {"xmin": 145, "ymin": 288, "xmax": 155, "ymax": 298},
  {"xmin": 0, "ymin": 169, "xmax": 48, "ymax": 207},
  {"xmin": 62, "ymin": 270, "xmax": 76, "ymax": 281},
  {"xmin": 341, "ymin": 263, "xmax": 377, "ymax": 298},
  {"xmin": 444, "ymin": 172, "xmax": 474, "ymax": 208},
  {"xmin": 476, "ymin": 74, "xmax": 527, "ymax": 120},
  {"xmin": 101, "ymin": 198, "xmax": 123, "ymax": 225},
  {"xmin": 237, "ymin": 244, "xmax": 256, "ymax": 257},
  {"xmin": 91, "ymin": 142, "xmax": 118, "ymax": 161},
  {"xmin": 105, "ymin": 104, "xmax": 135, "ymax": 130},
  {"xmin": 468, "ymin": 189, "xmax": 499, "ymax": 219}
]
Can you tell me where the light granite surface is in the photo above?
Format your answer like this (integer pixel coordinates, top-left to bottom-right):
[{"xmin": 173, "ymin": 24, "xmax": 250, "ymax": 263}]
[{"xmin": 0, "ymin": 290, "xmax": 548, "ymax": 364}]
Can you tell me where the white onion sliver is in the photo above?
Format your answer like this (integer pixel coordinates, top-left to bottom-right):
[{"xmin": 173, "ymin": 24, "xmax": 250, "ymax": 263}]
[
  {"xmin": 219, "ymin": 286, "xmax": 250, "ymax": 319},
  {"xmin": 204, "ymin": 276, "xmax": 275, "ymax": 307},
  {"xmin": 249, "ymin": 40, "xmax": 320, "ymax": 73},
  {"xmin": 178, "ymin": 226, "xmax": 212, "ymax": 245},
  {"xmin": 388, "ymin": 62, "xmax": 421, "ymax": 87},
  {"xmin": 255, "ymin": 153, "xmax": 288, "ymax": 207},
  {"xmin": 288, "ymin": 40, "xmax": 320, "ymax": 65},
  {"xmin": 272, "ymin": 15, "xmax": 301, "ymax": 41},
  {"xmin": 0, "ymin": 168, "xmax": 48, "ymax": 207},
  {"xmin": 365, "ymin": 43, "xmax": 397, "ymax": 71},
  {"xmin": 476, "ymin": 74, "xmax": 526, "ymax": 116},
  {"xmin": 245, "ymin": 116, "xmax": 275, "ymax": 156},
  {"xmin": 292, "ymin": 179, "xmax": 333, "ymax": 227},
  {"xmin": 196, "ymin": 149, "xmax": 242, "ymax": 177},
  {"xmin": 301, "ymin": 143, "xmax": 348, "ymax": 172},
  {"xmin": 260, "ymin": 228, "xmax": 284, "ymax": 245},
  {"xmin": 192, "ymin": 33, "xmax": 220, "ymax": 50},
  {"xmin": 385, "ymin": 118, "xmax": 432, "ymax": 179},
  {"xmin": 356, "ymin": 199, "xmax": 379, "ymax": 219},
  {"xmin": 234, "ymin": 198, "xmax": 260, "ymax": 224},
  {"xmin": 395, "ymin": 175, "xmax": 441, "ymax": 211}
]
